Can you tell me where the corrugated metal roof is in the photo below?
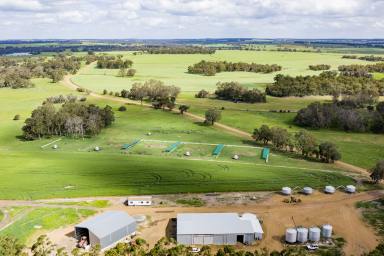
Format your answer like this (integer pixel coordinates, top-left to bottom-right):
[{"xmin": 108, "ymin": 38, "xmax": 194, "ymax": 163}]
[
  {"xmin": 177, "ymin": 213, "xmax": 263, "ymax": 235},
  {"xmin": 75, "ymin": 211, "xmax": 136, "ymax": 238}
]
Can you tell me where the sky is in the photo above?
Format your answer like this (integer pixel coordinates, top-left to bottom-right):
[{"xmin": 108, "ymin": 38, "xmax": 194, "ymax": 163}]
[{"xmin": 0, "ymin": 0, "xmax": 384, "ymax": 39}]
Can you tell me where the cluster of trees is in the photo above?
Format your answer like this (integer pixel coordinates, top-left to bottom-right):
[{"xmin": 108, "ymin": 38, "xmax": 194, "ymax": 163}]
[
  {"xmin": 253, "ymin": 125, "xmax": 341, "ymax": 162},
  {"xmin": 146, "ymin": 46, "xmax": 215, "ymax": 54},
  {"xmin": 22, "ymin": 102, "xmax": 114, "ymax": 140},
  {"xmin": 96, "ymin": 55, "xmax": 133, "ymax": 69},
  {"xmin": 188, "ymin": 60, "xmax": 282, "ymax": 76},
  {"xmin": 338, "ymin": 63, "xmax": 384, "ymax": 74},
  {"xmin": 294, "ymin": 101, "xmax": 384, "ymax": 133},
  {"xmin": 308, "ymin": 64, "xmax": 331, "ymax": 71},
  {"xmin": 120, "ymin": 79, "xmax": 180, "ymax": 109},
  {"xmin": 342, "ymin": 55, "xmax": 384, "ymax": 62},
  {"xmin": 0, "ymin": 55, "xmax": 82, "ymax": 88},
  {"xmin": 214, "ymin": 82, "xmax": 266, "ymax": 103},
  {"xmin": 266, "ymin": 72, "xmax": 384, "ymax": 97}
]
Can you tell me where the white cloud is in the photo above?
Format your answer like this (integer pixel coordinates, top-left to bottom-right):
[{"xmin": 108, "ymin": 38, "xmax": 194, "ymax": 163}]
[
  {"xmin": 0, "ymin": 0, "xmax": 44, "ymax": 11},
  {"xmin": 0, "ymin": 0, "xmax": 383, "ymax": 39}
]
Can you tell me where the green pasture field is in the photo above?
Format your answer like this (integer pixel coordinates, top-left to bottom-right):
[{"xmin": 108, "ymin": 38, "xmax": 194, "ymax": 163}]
[
  {"xmin": 0, "ymin": 79, "xmax": 355, "ymax": 199},
  {"xmin": 71, "ymin": 50, "xmax": 369, "ymax": 92},
  {"xmin": 67, "ymin": 50, "xmax": 384, "ymax": 169},
  {"xmin": 0, "ymin": 207, "xmax": 95, "ymax": 243},
  {"xmin": 178, "ymin": 98, "xmax": 384, "ymax": 169}
]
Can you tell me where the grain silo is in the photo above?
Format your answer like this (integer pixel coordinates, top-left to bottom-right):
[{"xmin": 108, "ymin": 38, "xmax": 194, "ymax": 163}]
[
  {"xmin": 322, "ymin": 224, "xmax": 333, "ymax": 238},
  {"xmin": 302, "ymin": 187, "xmax": 313, "ymax": 195},
  {"xmin": 324, "ymin": 186, "xmax": 335, "ymax": 194},
  {"xmin": 345, "ymin": 185, "xmax": 356, "ymax": 193},
  {"xmin": 296, "ymin": 227, "xmax": 308, "ymax": 243},
  {"xmin": 285, "ymin": 228, "xmax": 297, "ymax": 243},
  {"xmin": 281, "ymin": 187, "xmax": 292, "ymax": 195},
  {"xmin": 308, "ymin": 227, "xmax": 321, "ymax": 242}
]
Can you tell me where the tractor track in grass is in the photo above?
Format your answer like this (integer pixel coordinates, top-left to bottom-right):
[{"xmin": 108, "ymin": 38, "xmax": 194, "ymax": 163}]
[{"xmin": 62, "ymin": 72, "xmax": 371, "ymax": 177}]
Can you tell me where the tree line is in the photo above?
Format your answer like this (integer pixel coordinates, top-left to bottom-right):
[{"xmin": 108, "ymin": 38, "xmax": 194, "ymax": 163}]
[
  {"xmin": 253, "ymin": 125, "xmax": 341, "ymax": 162},
  {"xmin": 266, "ymin": 72, "xmax": 384, "ymax": 97},
  {"xmin": 308, "ymin": 64, "xmax": 330, "ymax": 71},
  {"xmin": 9, "ymin": 234, "xmax": 384, "ymax": 256},
  {"xmin": 45, "ymin": 94, "xmax": 86, "ymax": 104},
  {"xmin": 187, "ymin": 60, "xmax": 282, "ymax": 76},
  {"xmin": 0, "ymin": 54, "xmax": 82, "ymax": 88},
  {"xmin": 214, "ymin": 82, "xmax": 266, "ymax": 103},
  {"xmin": 146, "ymin": 46, "xmax": 215, "ymax": 54},
  {"xmin": 342, "ymin": 55, "xmax": 384, "ymax": 62},
  {"xmin": 294, "ymin": 100, "xmax": 384, "ymax": 134},
  {"xmin": 120, "ymin": 79, "xmax": 180, "ymax": 110},
  {"xmin": 338, "ymin": 63, "xmax": 384, "ymax": 74},
  {"xmin": 96, "ymin": 55, "xmax": 133, "ymax": 69},
  {"xmin": 22, "ymin": 102, "xmax": 114, "ymax": 140}
]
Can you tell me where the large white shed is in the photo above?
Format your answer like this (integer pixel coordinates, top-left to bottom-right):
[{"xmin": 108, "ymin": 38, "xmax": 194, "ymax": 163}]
[
  {"xmin": 177, "ymin": 213, "xmax": 263, "ymax": 245},
  {"xmin": 74, "ymin": 211, "xmax": 136, "ymax": 250}
]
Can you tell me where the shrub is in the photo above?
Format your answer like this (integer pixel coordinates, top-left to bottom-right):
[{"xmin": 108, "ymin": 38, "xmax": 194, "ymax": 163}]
[
  {"xmin": 13, "ymin": 114, "xmax": 20, "ymax": 120},
  {"xmin": 195, "ymin": 89, "xmax": 209, "ymax": 98},
  {"xmin": 118, "ymin": 106, "xmax": 127, "ymax": 111}
]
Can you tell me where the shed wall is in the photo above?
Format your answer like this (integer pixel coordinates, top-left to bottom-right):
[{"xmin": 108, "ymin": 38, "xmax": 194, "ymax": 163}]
[
  {"xmin": 178, "ymin": 234, "xmax": 241, "ymax": 245},
  {"xmin": 95, "ymin": 221, "xmax": 137, "ymax": 249}
]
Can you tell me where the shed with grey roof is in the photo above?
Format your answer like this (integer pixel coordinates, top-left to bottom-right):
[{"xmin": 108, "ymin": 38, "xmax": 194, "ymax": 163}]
[
  {"xmin": 177, "ymin": 213, "xmax": 263, "ymax": 245},
  {"xmin": 75, "ymin": 211, "xmax": 137, "ymax": 249}
]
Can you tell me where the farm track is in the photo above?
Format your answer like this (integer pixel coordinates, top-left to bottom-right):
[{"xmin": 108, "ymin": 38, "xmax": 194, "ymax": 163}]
[{"xmin": 62, "ymin": 72, "xmax": 370, "ymax": 177}]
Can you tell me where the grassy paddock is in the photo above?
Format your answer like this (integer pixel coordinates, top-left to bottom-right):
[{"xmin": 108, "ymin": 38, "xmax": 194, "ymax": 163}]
[
  {"xmin": 356, "ymin": 199, "xmax": 384, "ymax": 237},
  {"xmin": 0, "ymin": 73, "xmax": 359, "ymax": 200},
  {"xmin": 0, "ymin": 151, "xmax": 352, "ymax": 200},
  {"xmin": 0, "ymin": 207, "xmax": 96, "ymax": 243},
  {"xmin": 71, "ymin": 50, "xmax": 369, "ymax": 92}
]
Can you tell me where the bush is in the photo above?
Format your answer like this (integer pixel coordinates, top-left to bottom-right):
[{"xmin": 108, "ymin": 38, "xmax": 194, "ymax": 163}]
[
  {"xmin": 118, "ymin": 106, "xmax": 127, "ymax": 111},
  {"xmin": 103, "ymin": 89, "xmax": 108, "ymax": 95},
  {"xmin": 79, "ymin": 97, "xmax": 87, "ymax": 102},
  {"xmin": 13, "ymin": 114, "xmax": 20, "ymax": 120},
  {"xmin": 126, "ymin": 69, "xmax": 136, "ymax": 77},
  {"xmin": 195, "ymin": 89, "xmax": 209, "ymax": 98}
]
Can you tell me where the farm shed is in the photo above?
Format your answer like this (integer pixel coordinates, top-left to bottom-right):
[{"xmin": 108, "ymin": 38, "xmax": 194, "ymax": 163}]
[
  {"xmin": 74, "ymin": 211, "xmax": 137, "ymax": 250},
  {"xmin": 126, "ymin": 196, "xmax": 152, "ymax": 206},
  {"xmin": 177, "ymin": 213, "xmax": 263, "ymax": 245}
]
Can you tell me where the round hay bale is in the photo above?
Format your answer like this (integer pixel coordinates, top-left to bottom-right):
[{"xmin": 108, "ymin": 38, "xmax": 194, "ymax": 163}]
[
  {"xmin": 232, "ymin": 154, "xmax": 239, "ymax": 160},
  {"xmin": 185, "ymin": 151, "xmax": 191, "ymax": 156},
  {"xmin": 147, "ymin": 132, "xmax": 152, "ymax": 136},
  {"xmin": 94, "ymin": 146, "xmax": 100, "ymax": 151},
  {"xmin": 52, "ymin": 144, "xmax": 58, "ymax": 149}
]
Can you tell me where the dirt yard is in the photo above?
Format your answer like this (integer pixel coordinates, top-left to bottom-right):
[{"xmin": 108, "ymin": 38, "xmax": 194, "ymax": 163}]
[
  {"xmin": 108, "ymin": 191, "xmax": 383, "ymax": 255},
  {"xmin": 44, "ymin": 190, "xmax": 384, "ymax": 255}
]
